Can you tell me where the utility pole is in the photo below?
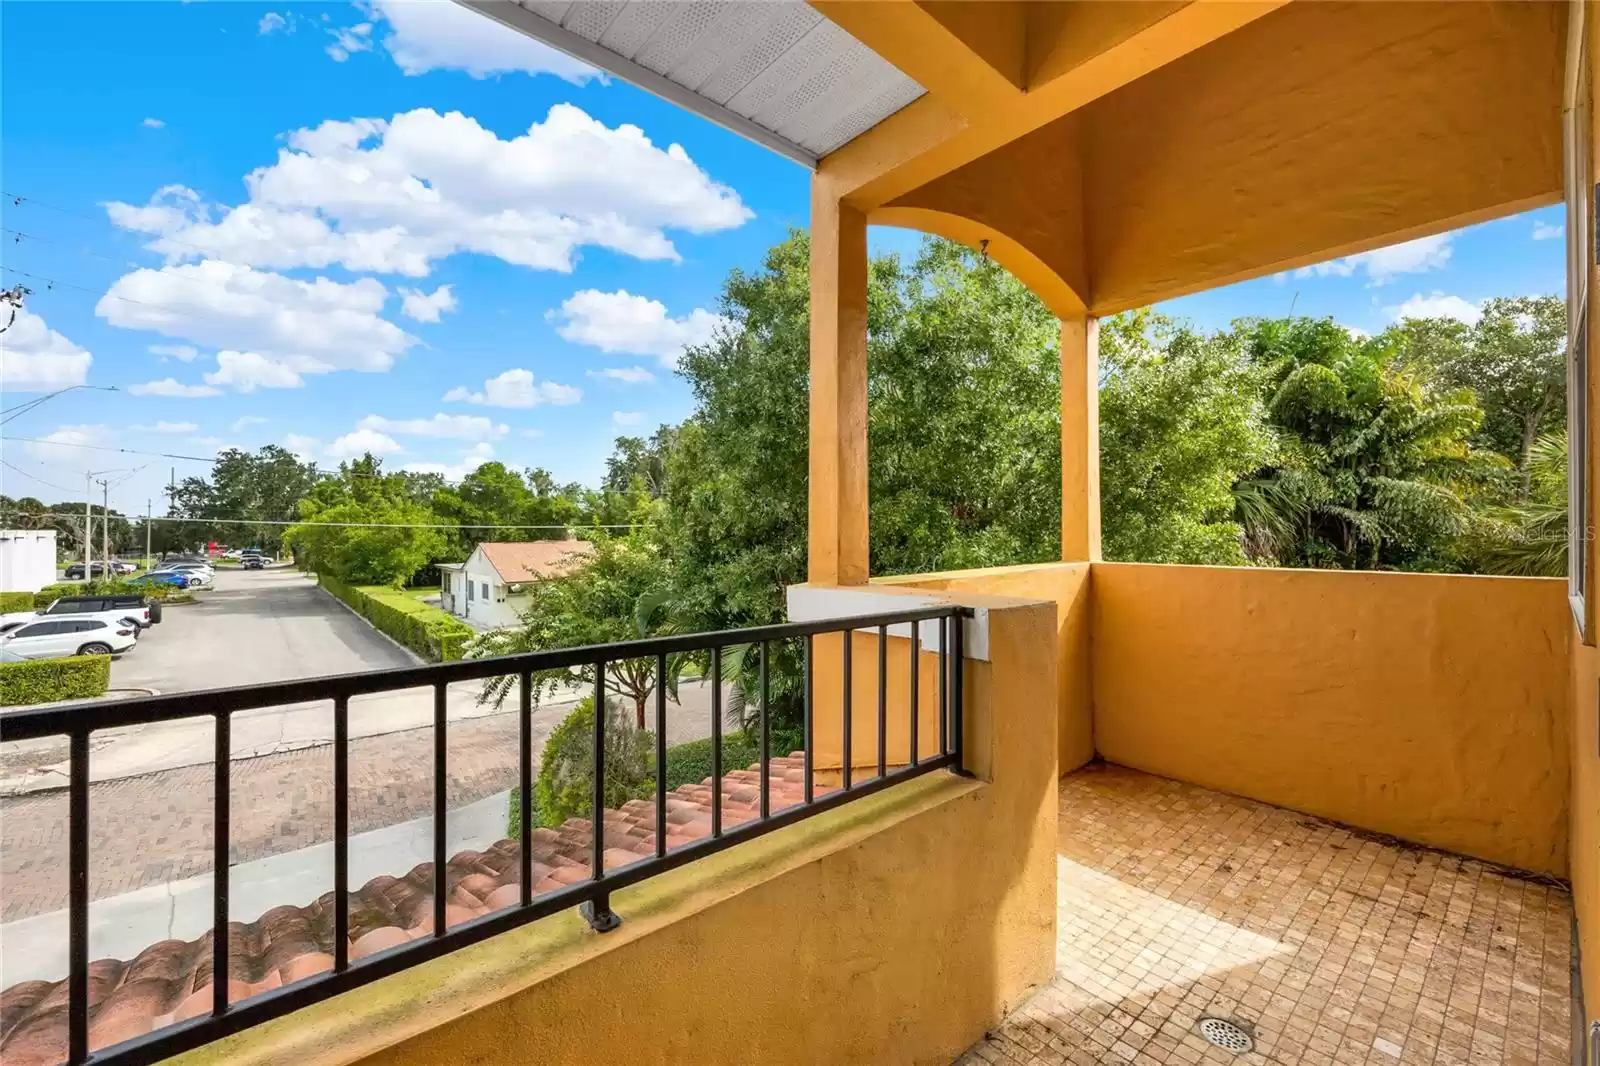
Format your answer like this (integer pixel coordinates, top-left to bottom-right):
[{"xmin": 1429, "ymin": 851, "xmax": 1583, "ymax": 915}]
[
  {"xmin": 83, "ymin": 472, "xmax": 92, "ymax": 584},
  {"xmin": 146, "ymin": 499, "xmax": 152, "ymax": 567},
  {"xmin": 99, "ymin": 479, "xmax": 110, "ymax": 576}
]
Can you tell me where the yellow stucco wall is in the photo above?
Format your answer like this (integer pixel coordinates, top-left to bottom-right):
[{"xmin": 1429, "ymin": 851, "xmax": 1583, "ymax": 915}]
[
  {"xmin": 1093, "ymin": 563, "xmax": 1572, "ymax": 876},
  {"xmin": 1079, "ymin": 0, "xmax": 1563, "ymax": 312},
  {"xmin": 1569, "ymin": 635, "xmax": 1599, "ymax": 1023},
  {"xmin": 877, "ymin": 562, "xmax": 1094, "ymax": 774},
  {"xmin": 169, "ymin": 595, "xmax": 1061, "ymax": 1066}
]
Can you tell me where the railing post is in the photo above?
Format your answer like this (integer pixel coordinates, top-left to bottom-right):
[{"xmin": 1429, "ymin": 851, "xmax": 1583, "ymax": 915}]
[
  {"xmin": 581, "ymin": 662, "xmax": 621, "ymax": 932},
  {"xmin": 951, "ymin": 609, "xmax": 969, "ymax": 776},
  {"xmin": 68, "ymin": 730, "xmax": 89, "ymax": 1066}
]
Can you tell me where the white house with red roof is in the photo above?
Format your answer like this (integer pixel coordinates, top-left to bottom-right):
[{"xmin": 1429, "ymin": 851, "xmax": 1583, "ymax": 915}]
[{"xmin": 437, "ymin": 539, "xmax": 593, "ymax": 629}]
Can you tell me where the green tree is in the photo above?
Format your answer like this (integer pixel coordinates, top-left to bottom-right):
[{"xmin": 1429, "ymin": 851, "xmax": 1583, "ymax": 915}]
[
  {"xmin": 1234, "ymin": 318, "xmax": 1504, "ymax": 570},
  {"xmin": 1459, "ymin": 430, "xmax": 1568, "ymax": 576},
  {"xmin": 285, "ymin": 454, "xmax": 447, "ymax": 586},
  {"xmin": 471, "ymin": 531, "xmax": 684, "ymax": 729},
  {"xmin": 1097, "ymin": 311, "xmax": 1274, "ymax": 564},
  {"xmin": 168, "ymin": 445, "xmax": 319, "ymax": 553},
  {"xmin": 1390, "ymin": 295, "xmax": 1565, "ymax": 493}
]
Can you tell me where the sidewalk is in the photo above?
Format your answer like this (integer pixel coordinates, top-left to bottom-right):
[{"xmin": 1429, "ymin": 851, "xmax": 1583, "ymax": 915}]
[{"xmin": 0, "ymin": 787, "xmax": 514, "ymax": 986}]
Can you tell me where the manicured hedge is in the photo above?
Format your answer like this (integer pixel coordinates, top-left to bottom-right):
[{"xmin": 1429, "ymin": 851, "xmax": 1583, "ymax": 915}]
[
  {"xmin": 0, "ymin": 654, "xmax": 111, "ymax": 707},
  {"xmin": 0, "ymin": 591, "xmax": 34, "ymax": 613},
  {"xmin": 319, "ymin": 574, "xmax": 474, "ymax": 663}
]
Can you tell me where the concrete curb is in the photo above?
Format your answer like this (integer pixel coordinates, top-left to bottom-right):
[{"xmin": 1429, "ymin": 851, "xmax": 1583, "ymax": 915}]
[{"xmin": 311, "ymin": 580, "xmax": 426, "ymax": 667}]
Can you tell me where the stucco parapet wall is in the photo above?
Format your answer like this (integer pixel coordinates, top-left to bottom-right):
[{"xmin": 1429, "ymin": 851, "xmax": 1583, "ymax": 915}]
[
  {"xmin": 164, "ymin": 772, "xmax": 985, "ymax": 1066},
  {"xmin": 787, "ymin": 579, "xmax": 1058, "ymax": 662}
]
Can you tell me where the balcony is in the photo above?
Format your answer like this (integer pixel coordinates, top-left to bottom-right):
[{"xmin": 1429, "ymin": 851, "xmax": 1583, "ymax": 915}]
[{"xmin": 2, "ymin": 2, "xmax": 1598, "ymax": 1065}]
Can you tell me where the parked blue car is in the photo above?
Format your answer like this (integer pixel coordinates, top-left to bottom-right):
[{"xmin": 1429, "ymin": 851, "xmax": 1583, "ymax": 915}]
[{"xmin": 126, "ymin": 572, "xmax": 189, "ymax": 589}]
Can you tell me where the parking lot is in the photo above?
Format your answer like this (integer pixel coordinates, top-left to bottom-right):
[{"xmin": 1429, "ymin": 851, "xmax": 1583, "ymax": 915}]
[{"xmin": 111, "ymin": 565, "xmax": 416, "ymax": 693}]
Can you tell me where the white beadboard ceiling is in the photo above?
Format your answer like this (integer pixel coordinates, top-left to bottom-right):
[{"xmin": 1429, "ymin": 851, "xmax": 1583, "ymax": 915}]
[{"xmin": 456, "ymin": 0, "xmax": 927, "ymax": 167}]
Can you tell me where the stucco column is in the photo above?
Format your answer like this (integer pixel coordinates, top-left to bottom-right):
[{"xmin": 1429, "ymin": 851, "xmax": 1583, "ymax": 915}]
[
  {"xmin": 1061, "ymin": 314, "xmax": 1101, "ymax": 561},
  {"xmin": 808, "ymin": 179, "xmax": 870, "ymax": 585}
]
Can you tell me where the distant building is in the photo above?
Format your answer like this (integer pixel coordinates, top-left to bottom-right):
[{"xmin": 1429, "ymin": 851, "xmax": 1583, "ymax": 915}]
[
  {"xmin": 437, "ymin": 540, "xmax": 594, "ymax": 629},
  {"xmin": 0, "ymin": 529, "xmax": 58, "ymax": 593}
]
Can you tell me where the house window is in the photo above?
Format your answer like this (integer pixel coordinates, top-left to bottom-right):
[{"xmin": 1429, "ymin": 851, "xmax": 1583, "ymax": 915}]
[
  {"xmin": 481, "ymin": 581, "xmax": 490, "ymax": 600},
  {"xmin": 1567, "ymin": 1, "xmax": 1592, "ymax": 636},
  {"xmin": 466, "ymin": 579, "xmax": 474, "ymax": 602}
]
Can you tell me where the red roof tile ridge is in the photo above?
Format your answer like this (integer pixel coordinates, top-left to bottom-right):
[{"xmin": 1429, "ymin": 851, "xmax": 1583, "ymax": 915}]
[{"xmin": 0, "ymin": 755, "xmax": 812, "ymax": 1066}]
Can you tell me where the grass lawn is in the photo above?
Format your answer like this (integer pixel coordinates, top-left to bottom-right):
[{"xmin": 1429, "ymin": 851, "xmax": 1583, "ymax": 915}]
[{"xmin": 403, "ymin": 585, "xmax": 441, "ymax": 601}]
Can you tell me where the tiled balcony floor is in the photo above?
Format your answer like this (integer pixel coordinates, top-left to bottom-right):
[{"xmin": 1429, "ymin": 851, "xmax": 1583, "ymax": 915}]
[{"xmin": 959, "ymin": 765, "xmax": 1574, "ymax": 1066}]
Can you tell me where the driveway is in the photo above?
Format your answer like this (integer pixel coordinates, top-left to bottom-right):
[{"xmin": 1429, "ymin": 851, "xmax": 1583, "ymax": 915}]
[
  {"xmin": 0, "ymin": 567, "xmax": 722, "ymax": 793},
  {"xmin": 112, "ymin": 566, "xmax": 416, "ymax": 692}
]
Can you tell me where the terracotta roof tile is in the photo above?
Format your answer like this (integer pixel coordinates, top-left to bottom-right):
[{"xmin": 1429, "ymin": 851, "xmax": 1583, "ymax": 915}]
[
  {"xmin": 0, "ymin": 755, "xmax": 818, "ymax": 1066},
  {"xmin": 475, "ymin": 541, "xmax": 594, "ymax": 585}
]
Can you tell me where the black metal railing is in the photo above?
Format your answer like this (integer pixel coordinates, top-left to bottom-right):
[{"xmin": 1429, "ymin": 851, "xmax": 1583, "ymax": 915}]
[{"xmin": 0, "ymin": 604, "xmax": 970, "ymax": 1066}]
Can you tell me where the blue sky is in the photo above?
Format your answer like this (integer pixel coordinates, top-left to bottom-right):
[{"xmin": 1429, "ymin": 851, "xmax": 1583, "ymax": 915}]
[{"xmin": 0, "ymin": 1, "xmax": 1566, "ymax": 515}]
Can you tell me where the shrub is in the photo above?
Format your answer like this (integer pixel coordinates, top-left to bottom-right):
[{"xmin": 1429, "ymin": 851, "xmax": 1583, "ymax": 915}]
[
  {"xmin": 0, "ymin": 655, "xmax": 110, "ymax": 707},
  {"xmin": 318, "ymin": 574, "xmax": 473, "ymax": 663},
  {"xmin": 507, "ymin": 724, "xmax": 804, "ymax": 837},
  {"xmin": 31, "ymin": 579, "xmax": 179, "ymax": 609},
  {"xmin": 0, "ymin": 591, "xmax": 34, "ymax": 612},
  {"xmin": 659, "ymin": 728, "xmax": 805, "ymax": 791},
  {"xmin": 534, "ymin": 696, "xmax": 654, "ymax": 828}
]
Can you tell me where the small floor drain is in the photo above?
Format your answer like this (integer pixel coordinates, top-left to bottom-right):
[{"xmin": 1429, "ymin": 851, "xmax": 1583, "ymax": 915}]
[{"xmin": 1198, "ymin": 1017, "xmax": 1254, "ymax": 1054}]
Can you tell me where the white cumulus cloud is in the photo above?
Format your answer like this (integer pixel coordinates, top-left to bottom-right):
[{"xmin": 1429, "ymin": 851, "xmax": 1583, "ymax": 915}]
[
  {"xmin": 326, "ymin": 427, "xmax": 402, "ymax": 459},
  {"xmin": 0, "ymin": 308, "xmax": 93, "ymax": 392},
  {"xmin": 149, "ymin": 343, "xmax": 199, "ymax": 362},
  {"xmin": 23, "ymin": 424, "xmax": 110, "ymax": 462},
  {"xmin": 142, "ymin": 117, "xmax": 165, "ymax": 129},
  {"xmin": 357, "ymin": 413, "xmax": 507, "ymax": 441},
  {"xmin": 1386, "ymin": 292, "xmax": 1484, "ymax": 326},
  {"xmin": 403, "ymin": 441, "xmax": 496, "ymax": 481},
  {"xmin": 1532, "ymin": 221, "xmax": 1563, "ymax": 241},
  {"xmin": 399, "ymin": 283, "xmax": 456, "ymax": 323},
  {"xmin": 232, "ymin": 416, "xmax": 270, "ymax": 431},
  {"xmin": 365, "ymin": 0, "xmax": 595, "ymax": 81},
  {"xmin": 104, "ymin": 105, "xmax": 751, "ymax": 277},
  {"xmin": 611, "ymin": 410, "xmax": 643, "ymax": 427},
  {"xmin": 132, "ymin": 420, "xmax": 199, "ymax": 434},
  {"xmin": 283, "ymin": 433, "xmax": 321, "ymax": 460},
  {"xmin": 205, "ymin": 350, "xmax": 306, "ymax": 392},
  {"xmin": 1296, "ymin": 233, "xmax": 1454, "ymax": 285},
  {"xmin": 97, "ymin": 260, "xmax": 413, "ymax": 374},
  {"xmin": 444, "ymin": 368, "xmax": 581, "ymax": 408},
  {"xmin": 326, "ymin": 21, "xmax": 374, "ymax": 62},
  {"xmin": 550, "ymin": 289, "xmax": 726, "ymax": 367},
  {"xmin": 128, "ymin": 378, "xmax": 221, "ymax": 398},
  {"xmin": 588, "ymin": 365, "xmax": 656, "ymax": 385}
]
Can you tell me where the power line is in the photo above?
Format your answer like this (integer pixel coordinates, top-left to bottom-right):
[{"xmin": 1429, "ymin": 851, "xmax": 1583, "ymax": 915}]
[
  {"xmin": 2, "ymin": 511, "xmax": 635, "ymax": 530},
  {"xmin": 0, "ymin": 459, "xmax": 80, "ymax": 496},
  {"xmin": 5, "ymin": 189, "xmax": 228, "ymax": 260}
]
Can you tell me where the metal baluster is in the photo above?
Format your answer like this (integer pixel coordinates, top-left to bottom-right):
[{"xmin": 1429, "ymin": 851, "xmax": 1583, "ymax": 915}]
[
  {"xmin": 432, "ymin": 683, "xmax": 447, "ymax": 938},
  {"xmin": 333, "ymin": 696, "xmax": 349, "ymax": 969},
  {"xmin": 759, "ymin": 640, "xmax": 770, "ymax": 819},
  {"xmin": 803, "ymin": 634, "xmax": 814, "ymax": 803},
  {"xmin": 213, "ymin": 711, "xmax": 231, "ymax": 1012},
  {"xmin": 909, "ymin": 620, "xmax": 919, "ymax": 767},
  {"xmin": 937, "ymin": 616, "xmax": 948, "ymax": 756},
  {"xmin": 581, "ymin": 662, "xmax": 620, "ymax": 931},
  {"xmin": 68, "ymin": 730, "xmax": 89, "ymax": 1066},
  {"xmin": 842, "ymin": 631, "xmax": 853, "ymax": 790},
  {"xmin": 952, "ymin": 611, "xmax": 966, "ymax": 774},
  {"xmin": 518, "ymin": 674, "xmax": 533, "ymax": 906},
  {"xmin": 877, "ymin": 625, "xmax": 887, "ymax": 779},
  {"xmin": 655, "ymin": 653, "xmax": 667, "ymax": 857},
  {"xmin": 710, "ymin": 648, "xmax": 722, "ymax": 837}
]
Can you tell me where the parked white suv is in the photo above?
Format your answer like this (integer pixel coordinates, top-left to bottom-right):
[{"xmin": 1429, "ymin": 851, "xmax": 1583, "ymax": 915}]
[{"xmin": 2, "ymin": 618, "xmax": 137, "ymax": 658}]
